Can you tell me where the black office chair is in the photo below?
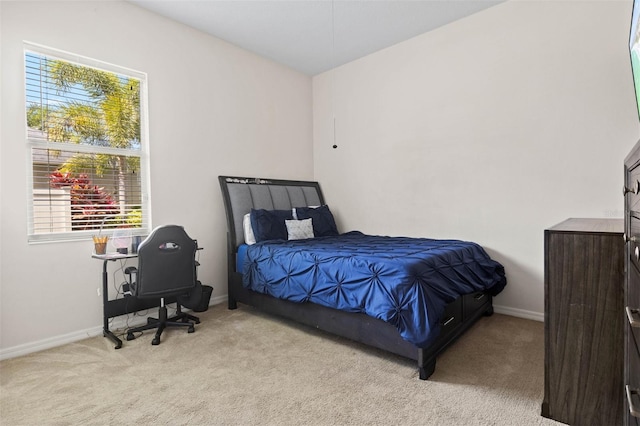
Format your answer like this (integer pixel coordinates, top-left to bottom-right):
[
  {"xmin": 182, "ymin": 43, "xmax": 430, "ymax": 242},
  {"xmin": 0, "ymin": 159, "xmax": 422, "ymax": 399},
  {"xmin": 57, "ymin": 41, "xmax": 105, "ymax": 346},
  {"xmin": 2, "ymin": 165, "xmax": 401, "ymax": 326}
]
[{"xmin": 125, "ymin": 225, "xmax": 202, "ymax": 345}]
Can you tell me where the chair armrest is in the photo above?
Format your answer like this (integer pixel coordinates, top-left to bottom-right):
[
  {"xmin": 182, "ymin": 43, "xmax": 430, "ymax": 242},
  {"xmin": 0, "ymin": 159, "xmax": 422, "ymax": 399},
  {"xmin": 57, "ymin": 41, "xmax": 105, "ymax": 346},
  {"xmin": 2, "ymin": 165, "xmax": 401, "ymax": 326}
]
[{"xmin": 124, "ymin": 266, "xmax": 137, "ymax": 284}]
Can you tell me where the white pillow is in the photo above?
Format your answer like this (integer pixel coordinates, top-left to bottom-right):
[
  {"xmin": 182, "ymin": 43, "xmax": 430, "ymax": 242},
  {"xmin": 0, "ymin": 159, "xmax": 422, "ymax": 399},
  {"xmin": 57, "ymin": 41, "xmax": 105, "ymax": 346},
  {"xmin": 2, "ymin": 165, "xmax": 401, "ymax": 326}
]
[
  {"xmin": 285, "ymin": 218, "xmax": 314, "ymax": 240},
  {"xmin": 243, "ymin": 213, "xmax": 256, "ymax": 245}
]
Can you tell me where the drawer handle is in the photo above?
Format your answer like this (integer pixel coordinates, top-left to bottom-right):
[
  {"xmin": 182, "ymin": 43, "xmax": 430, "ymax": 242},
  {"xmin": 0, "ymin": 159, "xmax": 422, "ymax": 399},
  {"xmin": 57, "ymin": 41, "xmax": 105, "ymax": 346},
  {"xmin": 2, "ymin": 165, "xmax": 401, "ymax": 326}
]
[
  {"xmin": 474, "ymin": 293, "xmax": 486, "ymax": 301},
  {"xmin": 624, "ymin": 234, "xmax": 639, "ymax": 243},
  {"xmin": 627, "ymin": 385, "xmax": 640, "ymax": 418},
  {"xmin": 442, "ymin": 316, "xmax": 455, "ymax": 327},
  {"xmin": 624, "ymin": 181, "xmax": 640, "ymax": 196},
  {"xmin": 636, "ymin": 247, "xmax": 640, "ymax": 262},
  {"xmin": 627, "ymin": 307, "xmax": 640, "ymax": 328}
]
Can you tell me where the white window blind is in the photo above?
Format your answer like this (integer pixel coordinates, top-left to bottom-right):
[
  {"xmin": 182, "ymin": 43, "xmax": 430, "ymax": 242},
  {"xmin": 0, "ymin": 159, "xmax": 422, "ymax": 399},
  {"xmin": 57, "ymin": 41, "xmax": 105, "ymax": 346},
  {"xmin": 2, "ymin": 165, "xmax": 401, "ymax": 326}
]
[{"xmin": 25, "ymin": 43, "xmax": 151, "ymax": 242}]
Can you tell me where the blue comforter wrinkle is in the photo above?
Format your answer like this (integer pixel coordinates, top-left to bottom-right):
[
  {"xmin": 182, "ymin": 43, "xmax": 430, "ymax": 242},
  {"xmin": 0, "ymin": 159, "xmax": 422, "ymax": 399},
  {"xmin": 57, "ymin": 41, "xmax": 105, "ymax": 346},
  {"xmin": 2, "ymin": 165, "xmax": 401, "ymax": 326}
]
[{"xmin": 243, "ymin": 231, "xmax": 506, "ymax": 348}]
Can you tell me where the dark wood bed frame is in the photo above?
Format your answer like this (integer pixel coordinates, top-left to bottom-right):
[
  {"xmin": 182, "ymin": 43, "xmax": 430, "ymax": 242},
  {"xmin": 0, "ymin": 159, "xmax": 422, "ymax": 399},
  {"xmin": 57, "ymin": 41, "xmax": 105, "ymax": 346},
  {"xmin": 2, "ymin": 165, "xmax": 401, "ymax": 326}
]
[{"xmin": 218, "ymin": 175, "xmax": 494, "ymax": 379}]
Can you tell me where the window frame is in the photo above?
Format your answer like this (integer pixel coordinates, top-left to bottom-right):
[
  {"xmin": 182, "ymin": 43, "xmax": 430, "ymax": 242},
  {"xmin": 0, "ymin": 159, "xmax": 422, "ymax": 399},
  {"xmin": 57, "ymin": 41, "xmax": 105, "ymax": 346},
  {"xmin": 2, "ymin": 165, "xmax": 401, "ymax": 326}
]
[{"xmin": 24, "ymin": 42, "xmax": 152, "ymax": 243}]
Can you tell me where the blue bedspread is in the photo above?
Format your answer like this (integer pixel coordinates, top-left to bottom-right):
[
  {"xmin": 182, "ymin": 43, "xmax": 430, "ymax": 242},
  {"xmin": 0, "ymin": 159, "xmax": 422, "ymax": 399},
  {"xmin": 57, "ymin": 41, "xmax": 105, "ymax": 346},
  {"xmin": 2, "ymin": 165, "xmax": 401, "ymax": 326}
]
[{"xmin": 243, "ymin": 231, "xmax": 506, "ymax": 348}]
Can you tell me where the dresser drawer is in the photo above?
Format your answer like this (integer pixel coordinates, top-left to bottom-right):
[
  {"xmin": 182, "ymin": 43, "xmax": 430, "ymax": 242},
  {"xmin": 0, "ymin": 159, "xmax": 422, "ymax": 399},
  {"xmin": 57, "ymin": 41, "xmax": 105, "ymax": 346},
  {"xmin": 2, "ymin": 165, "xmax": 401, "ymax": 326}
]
[
  {"xmin": 626, "ymin": 310, "xmax": 640, "ymax": 422},
  {"xmin": 627, "ymin": 164, "xmax": 640, "ymax": 213},
  {"xmin": 630, "ymin": 217, "xmax": 640, "ymax": 272},
  {"xmin": 628, "ymin": 325, "xmax": 640, "ymax": 388},
  {"xmin": 624, "ymin": 240, "xmax": 640, "ymax": 425},
  {"xmin": 629, "ymin": 261, "xmax": 640, "ymax": 357}
]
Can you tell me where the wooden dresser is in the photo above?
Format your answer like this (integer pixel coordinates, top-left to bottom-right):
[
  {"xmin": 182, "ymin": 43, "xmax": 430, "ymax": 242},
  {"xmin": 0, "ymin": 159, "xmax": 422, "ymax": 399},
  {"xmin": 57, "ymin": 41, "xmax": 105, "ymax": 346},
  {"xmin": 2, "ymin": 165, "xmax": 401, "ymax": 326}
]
[
  {"xmin": 542, "ymin": 218, "xmax": 624, "ymax": 425},
  {"xmin": 625, "ymin": 140, "xmax": 640, "ymax": 426}
]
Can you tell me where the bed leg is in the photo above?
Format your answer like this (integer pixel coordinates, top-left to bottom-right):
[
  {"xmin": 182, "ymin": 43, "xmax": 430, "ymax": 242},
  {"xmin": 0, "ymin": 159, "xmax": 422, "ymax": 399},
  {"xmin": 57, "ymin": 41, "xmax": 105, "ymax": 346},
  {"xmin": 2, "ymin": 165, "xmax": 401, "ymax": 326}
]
[
  {"xmin": 417, "ymin": 349, "xmax": 436, "ymax": 380},
  {"xmin": 419, "ymin": 360, "xmax": 436, "ymax": 380},
  {"xmin": 228, "ymin": 297, "xmax": 237, "ymax": 310}
]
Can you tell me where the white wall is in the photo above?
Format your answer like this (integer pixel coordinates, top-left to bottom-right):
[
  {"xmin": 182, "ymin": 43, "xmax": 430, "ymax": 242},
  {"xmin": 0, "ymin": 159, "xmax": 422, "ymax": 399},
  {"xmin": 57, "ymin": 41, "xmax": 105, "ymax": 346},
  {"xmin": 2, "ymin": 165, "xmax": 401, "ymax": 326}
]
[
  {"xmin": 2, "ymin": 0, "xmax": 637, "ymax": 357},
  {"xmin": 313, "ymin": 0, "xmax": 640, "ymax": 319},
  {"xmin": 0, "ymin": 1, "xmax": 313, "ymax": 356}
]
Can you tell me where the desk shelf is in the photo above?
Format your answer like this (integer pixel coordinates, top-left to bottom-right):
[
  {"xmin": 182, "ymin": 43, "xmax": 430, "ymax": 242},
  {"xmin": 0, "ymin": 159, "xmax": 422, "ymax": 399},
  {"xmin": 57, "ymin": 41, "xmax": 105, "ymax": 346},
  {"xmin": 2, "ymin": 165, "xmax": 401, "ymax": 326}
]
[{"xmin": 104, "ymin": 296, "xmax": 176, "ymax": 320}]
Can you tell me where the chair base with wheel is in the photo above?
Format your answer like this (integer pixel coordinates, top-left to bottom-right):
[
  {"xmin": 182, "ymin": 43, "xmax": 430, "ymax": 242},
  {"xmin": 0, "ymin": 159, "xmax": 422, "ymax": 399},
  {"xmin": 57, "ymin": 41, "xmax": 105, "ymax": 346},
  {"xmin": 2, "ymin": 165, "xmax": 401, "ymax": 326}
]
[{"xmin": 126, "ymin": 298, "xmax": 197, "ymax": 345}]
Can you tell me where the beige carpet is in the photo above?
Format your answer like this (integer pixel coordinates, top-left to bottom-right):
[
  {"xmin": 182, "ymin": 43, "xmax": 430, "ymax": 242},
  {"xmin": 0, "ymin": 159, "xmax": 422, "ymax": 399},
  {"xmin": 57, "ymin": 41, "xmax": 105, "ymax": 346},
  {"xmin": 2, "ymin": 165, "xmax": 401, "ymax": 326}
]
[{"xmin": 0, "ymin": 306, "xmax": 559, "ymax": 425}]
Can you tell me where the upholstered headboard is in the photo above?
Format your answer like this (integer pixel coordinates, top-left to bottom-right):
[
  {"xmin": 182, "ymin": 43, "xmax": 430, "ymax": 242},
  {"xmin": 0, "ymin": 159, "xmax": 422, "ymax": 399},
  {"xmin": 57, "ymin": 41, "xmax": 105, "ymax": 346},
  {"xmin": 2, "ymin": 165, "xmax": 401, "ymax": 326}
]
[{"xmin": 218, "ymin": 176, "xmax": 325, "ymax": 250}]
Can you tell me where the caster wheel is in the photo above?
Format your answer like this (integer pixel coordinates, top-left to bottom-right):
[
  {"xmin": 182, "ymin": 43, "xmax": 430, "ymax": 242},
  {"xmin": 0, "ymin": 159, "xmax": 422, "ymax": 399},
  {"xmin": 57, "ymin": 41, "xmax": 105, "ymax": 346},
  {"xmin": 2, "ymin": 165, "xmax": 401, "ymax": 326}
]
[
  {"xmin": 152, "ymin": 336, "xmax": 160, "ymax": 345},
  {"xmin": 194, "ymin": 319, "xmax": 201, "ymax": 324},
  {"xmin": 484, "ymin": 306, "xmax": 494, "ymax": 317},
  {"xmin": 188, "ymin": 326, "xmax": 195, "ymax": 333},
  {"xmin": 126, "ymin": 333, "xmax": 135, "ymax": 341}
]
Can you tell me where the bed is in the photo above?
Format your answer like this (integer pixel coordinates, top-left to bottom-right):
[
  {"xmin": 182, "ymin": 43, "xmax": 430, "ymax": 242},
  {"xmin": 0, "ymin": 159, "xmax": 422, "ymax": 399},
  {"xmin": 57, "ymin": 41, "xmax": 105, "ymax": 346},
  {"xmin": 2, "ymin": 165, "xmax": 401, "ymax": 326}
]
[{"xmin": 218, "ymin": 175, "xmax": 506, "ymax": 379}]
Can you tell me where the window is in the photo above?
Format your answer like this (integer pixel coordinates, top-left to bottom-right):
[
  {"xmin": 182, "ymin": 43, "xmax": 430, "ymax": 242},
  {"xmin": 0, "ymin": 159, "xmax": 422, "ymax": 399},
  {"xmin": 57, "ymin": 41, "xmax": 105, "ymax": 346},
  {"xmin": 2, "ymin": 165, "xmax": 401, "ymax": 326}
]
[{"xmin": 24, "ymin": 43, "xmax": 150, "ymax": 242}]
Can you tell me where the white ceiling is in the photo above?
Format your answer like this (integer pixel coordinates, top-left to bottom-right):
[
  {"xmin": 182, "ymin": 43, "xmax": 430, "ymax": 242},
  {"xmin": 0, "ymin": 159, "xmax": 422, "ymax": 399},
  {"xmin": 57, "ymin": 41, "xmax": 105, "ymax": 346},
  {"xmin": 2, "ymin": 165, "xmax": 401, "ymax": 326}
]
[{"xmin": 129, "ymin": 0, "xmax": 503, "ymax": 76}]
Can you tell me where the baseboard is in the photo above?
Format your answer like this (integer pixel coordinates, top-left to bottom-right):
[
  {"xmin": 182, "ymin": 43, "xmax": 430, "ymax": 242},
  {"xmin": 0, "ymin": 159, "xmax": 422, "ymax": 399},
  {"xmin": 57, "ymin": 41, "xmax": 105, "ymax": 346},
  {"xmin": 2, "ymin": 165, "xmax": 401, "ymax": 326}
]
[
  {"xmin": 0, "ymin": 297, "xmax": 540, "ymax": 361},
  {"xmin": 493, "ymin": 304, "xmax": 544, "ymax": 322},
  {"xmin": 210, "ymin": 294, "xmax": 227, "ymax": 305},
  {"xmin": 0, "ymin": 295, "xmax": 227, "ymax": 361},
  {"xmin": 0, "ymin": 325, "xmax": 102, "ymax": 361}
]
